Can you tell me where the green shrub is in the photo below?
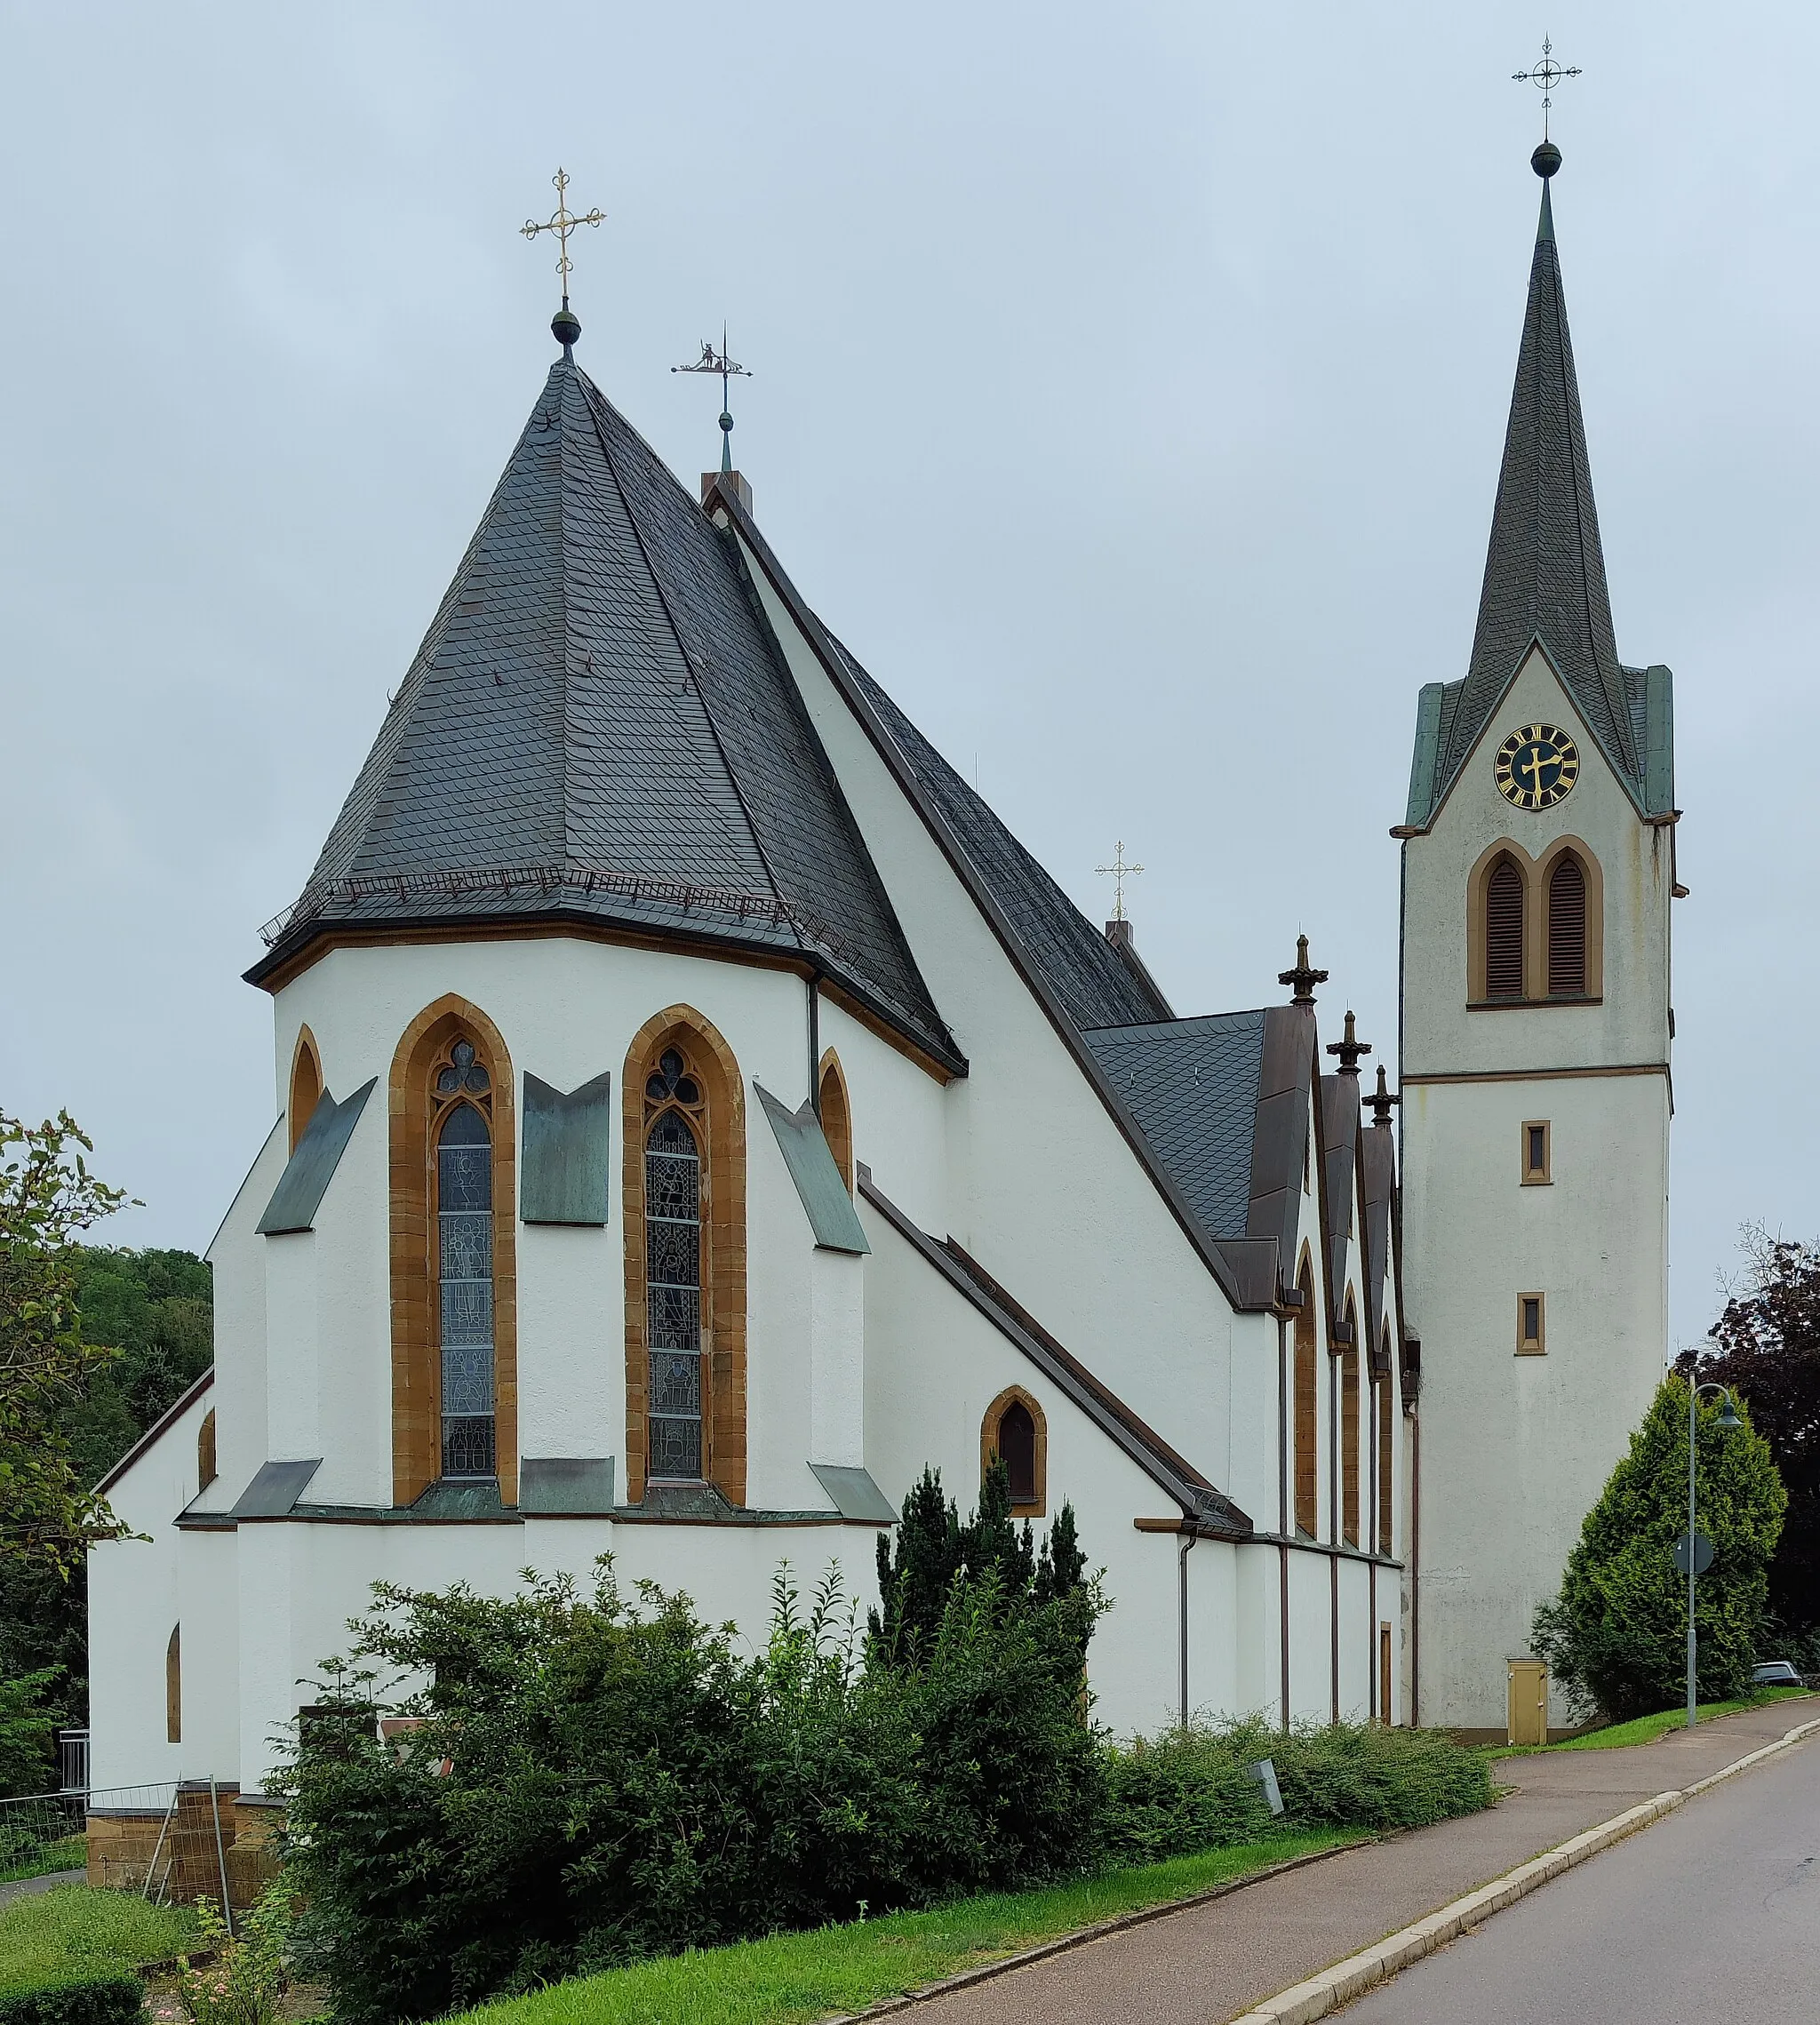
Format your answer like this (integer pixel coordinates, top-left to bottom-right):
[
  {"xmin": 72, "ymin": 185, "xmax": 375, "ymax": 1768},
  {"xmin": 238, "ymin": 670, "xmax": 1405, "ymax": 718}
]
[
  {"xmin": 1533, "ymin": 1375, "xmax": 1787, "ymax": 1720},
  {"xmin": 0, "ymin": 1673, "xmax": 62, "ymax": 1801},
  {"xmin": 172, "ymin": 1883, "xmax": 290, "ymax": 2025},
  {"xmin": 1101, "ymin": 1717, "xmax": 1489, "ymax": 1863},
  {"xmin": 276, "ymin": 1553, "xmax": 1104, "ymax": 2025},
  {"xmin": 0, "ymin": 1975, "xmax": 144, "ymax": 2025}
]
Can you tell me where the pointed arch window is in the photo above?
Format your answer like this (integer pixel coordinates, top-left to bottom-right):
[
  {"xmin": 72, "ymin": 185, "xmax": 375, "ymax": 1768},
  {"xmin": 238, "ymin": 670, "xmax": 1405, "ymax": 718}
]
[
  {"xmin": 290, "ymin": 1029, "xmax": 323, "ymax": 1154},
  {"xmin": 1294, "ymin": 1262, "xmax": 1318, "ymax": 1537},
  {"xmin": 982, "ymin": 1387, "xmax": 1046, "ymax": 1515},
  {"xmin": 644, "ymin": 1049, "xmax": 706, "ymax": 1480},
  {"xmin": 1484, "ymin": 857, "xmax": 1526, "ymax": 1000},
  {"xmin": 818, "ymin": 1050, "xmax": 854, "ymax": 1193},
  {"xmin": 197, "ymin": 1409, "xmax": 217, "ymax": 1494},
  {"xmin": 625, "ymin": 1009, "xmax": 747, "ymax": 1507},
  {"xmin": 435, "ymin": 1041, "xmax": 496, "ymax": 1479},
  {"xmin": 1547, "ymin": 852, "xmax": 1587, "ymax": 996},
  {"xmin": 165, "ymin": 1626, "xmax": 181, "ymax": 1744},
  {"xmin": 1341, "ymin": 1300, "xmax": 1361, "ymax": 1549}
]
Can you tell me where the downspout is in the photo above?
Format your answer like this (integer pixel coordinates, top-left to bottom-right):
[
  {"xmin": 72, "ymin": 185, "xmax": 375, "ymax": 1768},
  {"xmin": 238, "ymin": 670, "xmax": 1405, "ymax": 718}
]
[
  {"xmin": 1178, "ymin": 1527, "xmax": 1197, "ymax": 1729},
  {"xmin": 806, "ymin": 973, "xmax": 821, "ymax": 1112}
]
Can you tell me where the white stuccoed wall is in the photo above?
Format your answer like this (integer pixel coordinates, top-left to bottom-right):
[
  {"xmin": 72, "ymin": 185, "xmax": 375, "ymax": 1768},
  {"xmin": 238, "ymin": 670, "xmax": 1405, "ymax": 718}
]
[{"xmin": 1402, "ymin": 648, "xmax": 1671, "ymax": 1730}]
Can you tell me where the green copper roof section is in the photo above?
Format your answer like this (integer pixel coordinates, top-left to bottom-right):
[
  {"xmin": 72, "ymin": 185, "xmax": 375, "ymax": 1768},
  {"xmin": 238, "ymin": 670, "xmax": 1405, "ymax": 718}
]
[
  {"xmin": 257, "ymin": 1080, "xmax": 376, "ymax": 1235},
  {"xmin": 756, "ymin": 1083, "xmax": 869, "ymax": 1254},
  {"xmin": 1404, "ymin": 685, "xmax": 1444, "ymax": 827}
]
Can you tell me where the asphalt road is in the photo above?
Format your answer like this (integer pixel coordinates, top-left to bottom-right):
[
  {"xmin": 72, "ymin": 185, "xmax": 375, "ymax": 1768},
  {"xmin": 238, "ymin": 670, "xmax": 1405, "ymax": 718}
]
[{"xmin": 1337, "ymin": 1732, "xmax": 1820, "ymax": 2022}]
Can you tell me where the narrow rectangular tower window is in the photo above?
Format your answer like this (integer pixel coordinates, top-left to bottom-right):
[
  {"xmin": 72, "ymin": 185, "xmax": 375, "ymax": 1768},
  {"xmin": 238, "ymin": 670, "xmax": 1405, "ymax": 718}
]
[
  {"xmin": 1517, "ymin": 1293, "xmax": 1546, "ymax": 1355},
  {"xmin": 1521, "ymin": 1120, "xmax": 1551, "ymax": 1184}
]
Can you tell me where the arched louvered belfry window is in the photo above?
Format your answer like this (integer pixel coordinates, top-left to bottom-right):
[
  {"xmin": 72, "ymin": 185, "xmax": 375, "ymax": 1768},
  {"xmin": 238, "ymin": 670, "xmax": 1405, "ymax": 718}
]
[
  {"xmin": 1484, "ymin": 857, "xmax": 1526, "ymax": 1000},
  {"xmin": 644, "ymin": 1051, "xmax": 707, "ymax": 1481},
  {"xmin": 1547, "ymin": 852, "xmax": 1588, "ymax": 997},
  {"xmin": 435, "ymin": 1041, "xmax": 497, "ymax": 1480}
]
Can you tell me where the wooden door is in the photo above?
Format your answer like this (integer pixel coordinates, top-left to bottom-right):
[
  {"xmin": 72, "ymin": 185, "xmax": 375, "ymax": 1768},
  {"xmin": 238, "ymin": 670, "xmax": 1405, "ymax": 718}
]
[{"xmin": 1507, "ymin": 1660, "xmax": 1547, "ymax": 1745}]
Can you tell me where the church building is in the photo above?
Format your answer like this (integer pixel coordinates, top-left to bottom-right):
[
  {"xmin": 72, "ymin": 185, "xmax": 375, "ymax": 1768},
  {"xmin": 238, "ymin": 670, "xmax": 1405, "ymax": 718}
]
[{"xmin": 89, "ymin": 140, "xmax": 1673, "ymax": 1786}]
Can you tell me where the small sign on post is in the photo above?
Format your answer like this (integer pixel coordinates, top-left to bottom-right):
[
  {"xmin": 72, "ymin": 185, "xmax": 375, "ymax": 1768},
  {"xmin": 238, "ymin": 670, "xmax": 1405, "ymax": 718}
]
[
  {"xmin": 1674, "ymin": 1531, "xmax": 1714, "ymax": 1576},
  {"xmin": 1247, "ymin": 1758, "xmax": 1284, "ymax": 1817}
]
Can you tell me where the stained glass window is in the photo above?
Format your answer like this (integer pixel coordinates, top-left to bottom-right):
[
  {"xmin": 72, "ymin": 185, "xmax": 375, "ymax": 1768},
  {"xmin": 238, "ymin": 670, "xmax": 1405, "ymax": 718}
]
[
  {"xmin": 645, "ymin": 1106, "xmax": 702, "ymax": 1479},
  {"xmin": 438, "ymin": 1098, "xmax": 495, "ymax": 1478}
]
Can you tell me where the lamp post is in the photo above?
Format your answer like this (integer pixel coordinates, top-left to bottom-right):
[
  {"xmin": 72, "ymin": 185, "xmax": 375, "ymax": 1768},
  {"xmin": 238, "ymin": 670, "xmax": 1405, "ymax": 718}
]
[{"xmin": 1686, "ymin": 1380, "xmax": 1743, "ymax": 1731}]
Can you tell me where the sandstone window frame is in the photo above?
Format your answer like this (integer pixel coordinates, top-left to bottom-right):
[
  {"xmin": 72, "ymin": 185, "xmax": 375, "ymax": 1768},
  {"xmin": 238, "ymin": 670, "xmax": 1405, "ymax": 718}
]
[{"xmin": 981, "ymin": 1383, "xmax": 1047, "ymax": 1517}]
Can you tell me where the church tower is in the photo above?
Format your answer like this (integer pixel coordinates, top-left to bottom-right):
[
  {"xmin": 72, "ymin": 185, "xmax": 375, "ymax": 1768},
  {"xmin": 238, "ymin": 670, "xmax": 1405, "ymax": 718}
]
[{"xmin": 1397, "ymin": 143, "xmax": 1679, "ymax": 1734}]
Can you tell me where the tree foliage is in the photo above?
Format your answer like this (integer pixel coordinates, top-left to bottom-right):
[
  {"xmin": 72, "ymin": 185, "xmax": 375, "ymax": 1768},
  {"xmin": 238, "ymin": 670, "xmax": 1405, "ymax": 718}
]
[
  {"xmin": 1532, "ymin": 1375, "xmax": 1786, "ymax": 1720},
  {"xmin": 1676, "ymin": 1230, "xmax": 1820, "ymax": 1661},
  {"xmin": 870, "ymin": 1459, "xmax": 1091, "ymax": 1661},
  {"xmin": 0, "ymin": 1111, "xmax": 137, "ymax": 1577},
  {"xmin": 0, "ymin": 1241, "xmax": 212, "ymax": 1723}
]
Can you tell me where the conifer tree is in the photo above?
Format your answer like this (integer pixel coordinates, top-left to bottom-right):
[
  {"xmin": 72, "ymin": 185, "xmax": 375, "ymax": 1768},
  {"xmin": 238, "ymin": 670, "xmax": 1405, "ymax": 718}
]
[{"xmin": 1532, "ymin": 1375, "xmax": 1786, "ymax": 1720}]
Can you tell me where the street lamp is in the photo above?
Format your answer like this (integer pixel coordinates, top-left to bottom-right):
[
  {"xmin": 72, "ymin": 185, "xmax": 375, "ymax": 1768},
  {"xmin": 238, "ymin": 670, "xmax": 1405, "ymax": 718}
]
[{"xmin": 1685, "ymin": 1380, "xmax": 1743, "ymax": 1730}]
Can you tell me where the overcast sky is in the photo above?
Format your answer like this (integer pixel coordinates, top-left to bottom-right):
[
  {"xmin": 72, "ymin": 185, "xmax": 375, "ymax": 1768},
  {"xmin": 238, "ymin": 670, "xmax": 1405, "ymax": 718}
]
[{"xmin": 2, "ymin": 1, "xmax": 1812, "ymax": 1352}]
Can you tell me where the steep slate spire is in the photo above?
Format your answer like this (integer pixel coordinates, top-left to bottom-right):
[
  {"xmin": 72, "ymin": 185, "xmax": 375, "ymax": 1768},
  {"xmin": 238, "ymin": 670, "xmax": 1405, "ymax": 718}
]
[
  {"xmin": 1405, "ymin": 150, "xmax": 1672, "ymax": 825},
  {"xmin": 250, "ymin": 352, "xmax": 961, "ymax": 1074}
]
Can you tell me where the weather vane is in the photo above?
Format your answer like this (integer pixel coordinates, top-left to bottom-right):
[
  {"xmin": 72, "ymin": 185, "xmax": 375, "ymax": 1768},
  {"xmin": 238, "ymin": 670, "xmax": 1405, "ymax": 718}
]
[
  {"xmin": 521, "ymin": 168, "xmax": 603, "ymax": 310},
  {"xmin": 1096, "ymin": 841, "xmax": 1144, "ymax": 922},
  {"xmin": 673, "ymin": 328, "xmax": 753, "ymax": 472},
  {"xmin": 1512, "ymin": 36, "xmax": 1581, "ymax": 141}
]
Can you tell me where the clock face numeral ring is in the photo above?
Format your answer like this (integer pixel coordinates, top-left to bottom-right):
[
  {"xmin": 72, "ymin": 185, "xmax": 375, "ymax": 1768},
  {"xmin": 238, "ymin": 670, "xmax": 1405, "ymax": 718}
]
[{"xmin": 1494, "ymin": 722, "xmax": 1579, "ymax": 809}]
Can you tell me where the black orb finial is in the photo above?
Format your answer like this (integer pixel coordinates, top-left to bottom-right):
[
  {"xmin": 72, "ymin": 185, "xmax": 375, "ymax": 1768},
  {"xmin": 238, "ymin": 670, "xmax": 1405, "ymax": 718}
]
[
  {"xmin": 551, "ymin": 299, "xmax": 582, "ymax": 349},
  {"xmin": 720, "ymin": 411, "xmax": 733, "ymax": 434},
  {"xmin": 1531, "ymin": 140, "xmax": 1561, "ymax": 179}
]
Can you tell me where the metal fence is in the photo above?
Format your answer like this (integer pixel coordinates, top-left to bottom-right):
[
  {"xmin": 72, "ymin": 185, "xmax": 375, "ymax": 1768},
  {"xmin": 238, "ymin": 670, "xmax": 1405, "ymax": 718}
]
[{"xmin": 0, "ymin": 1778, "xmax": 276, "ymax": 1929}]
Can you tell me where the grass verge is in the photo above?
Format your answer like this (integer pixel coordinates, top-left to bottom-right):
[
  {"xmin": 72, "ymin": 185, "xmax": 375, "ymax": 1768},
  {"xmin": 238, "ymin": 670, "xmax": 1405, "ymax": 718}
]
[
  {"xmin": 454, "ymin": 1830, "xmax": 1363, "ymax": 2025},
  {"xmin": 1492, "ymin": 1685, "xmax": 1814, "ymax": 1758},
  {"xmin": 0, "ymin": 1839, "xmax": 87, "ymax": 1886},
  {"xmin": 0, "ymin": 1885, "xmax": 199, "ymax": 1995}
]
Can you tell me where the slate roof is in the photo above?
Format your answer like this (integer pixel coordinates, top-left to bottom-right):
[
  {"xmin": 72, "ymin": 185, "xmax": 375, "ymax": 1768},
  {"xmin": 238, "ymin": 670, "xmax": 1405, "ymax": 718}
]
[
  {"xmin": 1360, "ymin": 1119, "xmax": 1396, "ymax": 1369},
  {"xmin": 827, "ymin": 639, "xmax": 1170, "ymax": 1032},
  {"xmin": 250, "ymin": 355, "xmax": 962, "ymax": 1075},
  {"xmin": 1081, "ymin": 1012, "xmax": 1266, "ymax": 1241},
  {"xmin": 1317, "ymin": 1072, "xmax": 1362, "ymax": 1338},
  {"xmin": 1405, "ymin": 179, "xmax": 1674, "ymax": 825}
]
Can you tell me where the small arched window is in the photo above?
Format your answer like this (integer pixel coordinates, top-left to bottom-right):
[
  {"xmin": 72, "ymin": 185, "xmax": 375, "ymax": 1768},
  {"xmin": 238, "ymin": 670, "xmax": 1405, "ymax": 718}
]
[
  {"xmin": 1341, "ymin": 1300, "xmax": 1361, "ymax": 1549},
  {"xmin": 818, "ymin": 1052, "xmax": 853, "ymax": 1192},
  {"xmin": 435, "ymin": 1042, "xmax": 496, "ymax": 1481},
  {"xmin": 982, "ymin": 1388, "xmax": 1045, "ymax": 1515},
  {"xmin": 1484, "ymin": 857, "xmax": 1526, "ymax": 1000},
  {"xmin": 290, "ymin": 1029, "xmax": 323, "ymax": 1154},
  {"xmin": 1547, "ymin": 853, "xmax": 1587, "ymax": 997},
  {"xmin": 165, "ymin": 1625, "xmax": 181, "ymax": 1744},
  {"xmin": 197, "ymin": 1409, "xmax": 217, "ymax": 1493},
  {"xmin": 644, "ymin": 1051, "xmax": 706, "ymax": 1480},
  {"xmin": 1294, "ymin": 1260, "xmax": 1318, "ymax": 1537}
]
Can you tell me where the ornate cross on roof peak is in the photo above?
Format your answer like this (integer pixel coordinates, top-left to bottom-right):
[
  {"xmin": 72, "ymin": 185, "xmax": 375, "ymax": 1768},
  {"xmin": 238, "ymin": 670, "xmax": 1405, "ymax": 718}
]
[
  {"xmin": 1096, "ymin": 841, "xmax": 1144, "ymax": 922},
  {"xmin": 1513, "ymin": 36, "xmax": 1581, "ymax": 144},
  {"xmin": 1326, "ymin": 1010, "xmax": 1372, "ymax": 1077},
  {"xmin": 522, "ymin": 168, "xmax": 604, "ymax": 347},
  {"xmin": 1279, "ymin": 934, "xmax": 1328, "ymax": 1007}
]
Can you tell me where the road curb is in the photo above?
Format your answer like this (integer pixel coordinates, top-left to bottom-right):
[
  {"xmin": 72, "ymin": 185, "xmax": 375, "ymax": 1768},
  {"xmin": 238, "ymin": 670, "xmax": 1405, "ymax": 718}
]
[{"xmin": 1225, "ymin": 1716, "xmax": 1820, "ymax": 2025}]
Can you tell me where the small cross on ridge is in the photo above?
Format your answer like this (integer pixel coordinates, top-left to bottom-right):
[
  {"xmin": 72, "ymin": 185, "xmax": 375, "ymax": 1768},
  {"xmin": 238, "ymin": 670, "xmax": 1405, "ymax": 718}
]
[
  {"xmin": 522, "ymin": 168, "xmax": 603, "ymax": 345},
  {"xmin": 1513, "ymin": 35, "xmax": 1581, "ymax": 142},
  {"xmin": 1096, "ymin": 841, "xmax": 1144, "ymax": 922}
]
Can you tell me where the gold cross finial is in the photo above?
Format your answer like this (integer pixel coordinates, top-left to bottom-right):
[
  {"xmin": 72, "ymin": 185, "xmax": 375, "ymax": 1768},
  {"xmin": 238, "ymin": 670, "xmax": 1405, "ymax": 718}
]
[
  {"xmin": 1096, "ymin": 841, "xmax": 1144, "ymax": 921},
  {"xmin": 1513, "ymin": 36, "xmax": 1581, "ymax": 142},
  {"xmin": 521, "ymin": 168, "xmax": 603, "ymax": 303}
]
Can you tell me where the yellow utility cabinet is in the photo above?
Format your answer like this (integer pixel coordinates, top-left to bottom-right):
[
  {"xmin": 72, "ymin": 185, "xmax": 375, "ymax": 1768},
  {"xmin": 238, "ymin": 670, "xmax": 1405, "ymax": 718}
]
[{"xmin": 1507, "ymin": 1659, "xmax": 1548, "ymax": 1745}]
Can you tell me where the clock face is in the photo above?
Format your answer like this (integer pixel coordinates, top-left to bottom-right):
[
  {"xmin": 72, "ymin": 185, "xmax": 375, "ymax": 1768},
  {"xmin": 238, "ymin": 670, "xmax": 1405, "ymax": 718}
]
[{"xmin": 1494, "ymin": 723, "xmax": 1579, "ymax": 810}]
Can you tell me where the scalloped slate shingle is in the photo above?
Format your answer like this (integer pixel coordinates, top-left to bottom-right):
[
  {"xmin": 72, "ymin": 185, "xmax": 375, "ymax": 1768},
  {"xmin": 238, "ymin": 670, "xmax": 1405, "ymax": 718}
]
[
  {"xmin": 255, "ymin": 355, "xmax": 959, "ymax": 1073},
  {"xmin": 1081, "ymin": 1012, "xmax": 1266, "ymax": 1240}
]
